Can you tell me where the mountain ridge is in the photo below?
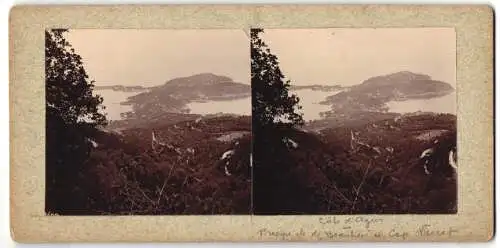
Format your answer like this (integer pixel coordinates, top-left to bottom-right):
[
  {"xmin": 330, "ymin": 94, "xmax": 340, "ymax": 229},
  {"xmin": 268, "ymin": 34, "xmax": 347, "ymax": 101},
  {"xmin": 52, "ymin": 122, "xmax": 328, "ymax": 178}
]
[{"xmin": 320, "ymin": 71, "xmax": 455, "ymax": 115}]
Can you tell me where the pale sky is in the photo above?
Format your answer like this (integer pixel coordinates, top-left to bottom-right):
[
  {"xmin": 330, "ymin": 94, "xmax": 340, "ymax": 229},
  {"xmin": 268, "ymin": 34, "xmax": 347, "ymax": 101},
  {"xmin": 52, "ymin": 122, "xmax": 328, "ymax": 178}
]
[
  {"xmin": 65, "ymin": 29, "xmax": 251, "ymax": 87},
  {"xmin": 262, "ymin": 28, "xmax": 456, "ymax": 87},
  {"xmin": 65, "ymin": 28, "xmax": 455, "ymax": 88}
]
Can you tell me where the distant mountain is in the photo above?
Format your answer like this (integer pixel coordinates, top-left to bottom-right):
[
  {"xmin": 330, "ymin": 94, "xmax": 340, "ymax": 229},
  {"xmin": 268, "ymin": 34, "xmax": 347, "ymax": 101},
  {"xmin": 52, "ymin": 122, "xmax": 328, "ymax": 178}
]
[
  {"xmin": 354, "ymin": 71, "xmax": 453, "ymax": 100},
  {"xmin": 122, "ymin": 73, "xmax": 251, "ymax": 120},
  {"xmin": 157, "ymin": 73, "xmax": 250, "ymax": 101},
  {"xmin": 160, "ymin": 73, "xmax": 235, "ymax": 88},
  {"xmin": 321, "ymin": 71, "xmax": 455, "ymax": 114}
]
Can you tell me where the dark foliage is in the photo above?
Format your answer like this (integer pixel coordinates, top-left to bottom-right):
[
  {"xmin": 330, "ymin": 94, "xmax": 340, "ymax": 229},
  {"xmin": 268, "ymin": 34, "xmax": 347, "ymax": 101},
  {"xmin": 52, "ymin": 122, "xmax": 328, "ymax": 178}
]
[
  {"xmin": 81, "ymin": 116, "xmax": 252, "ymax": 215},
  {"xmin": 45, "ymin": 29, "xmax": 107, "ymax": 214},
  {"xmin": 254, "ymin": 113, "xmax": 457, "ymax": 214},
  {"xmin": 251, "ymin": 28, "xmax": 304, "ymax": 128},
  {"xmin": 251, "ymin": 28, "xmax": 309, "ymax": 214}
]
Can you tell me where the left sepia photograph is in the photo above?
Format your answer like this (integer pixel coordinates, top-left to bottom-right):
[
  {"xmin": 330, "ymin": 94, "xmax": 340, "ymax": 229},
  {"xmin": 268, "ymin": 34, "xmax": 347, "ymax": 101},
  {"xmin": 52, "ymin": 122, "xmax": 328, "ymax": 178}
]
[{"xmin": 45, "ymin": 29, "xmax": 252, "ymax": 215}]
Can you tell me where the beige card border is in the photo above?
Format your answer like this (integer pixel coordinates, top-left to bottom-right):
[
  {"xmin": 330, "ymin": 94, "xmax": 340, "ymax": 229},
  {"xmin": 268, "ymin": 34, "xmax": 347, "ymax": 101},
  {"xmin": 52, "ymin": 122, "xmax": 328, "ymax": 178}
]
[{"xmin": 9, "ymin": 4, "xmax": 494, "ymax": 243}]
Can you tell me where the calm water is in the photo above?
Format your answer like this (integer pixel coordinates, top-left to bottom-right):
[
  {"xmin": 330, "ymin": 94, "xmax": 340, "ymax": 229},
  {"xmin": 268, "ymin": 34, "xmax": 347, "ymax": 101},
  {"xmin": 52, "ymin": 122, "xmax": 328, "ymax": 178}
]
[
  {"xmin": 94, "ymin": 89, "xmax": 146, "ymax": 120},
  {"xmin": 292, "ymin": 89, "xmax": 341, "ymax": 121},
  {"xmin": 186, "ymin": 97, "xmax": 252, "ymax": 116},
  {"xmin": 385, "ymin": 92, "xmax": 456, "ymax": 115},
  {"xmin": 94, "ymin": 88, "xmax": 341, "ymax": 121},
  {"xmin": 186, "ymin": 89, "xmax": 340, "ymax": 120},
  {"xmin": 94, "ymin": 88, "xmax": 456, "ymax": 122}
]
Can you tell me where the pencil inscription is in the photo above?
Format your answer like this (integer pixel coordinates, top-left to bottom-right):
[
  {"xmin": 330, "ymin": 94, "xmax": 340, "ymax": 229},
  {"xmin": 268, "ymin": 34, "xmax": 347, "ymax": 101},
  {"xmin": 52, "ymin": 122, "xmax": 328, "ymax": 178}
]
[
  {"xmin": 415, "ymin": 224, "xmax": 458, "ymax": 237},
  {"xmin": 257, "ymin": 218, "xmax": 458, "ymax": 240}
]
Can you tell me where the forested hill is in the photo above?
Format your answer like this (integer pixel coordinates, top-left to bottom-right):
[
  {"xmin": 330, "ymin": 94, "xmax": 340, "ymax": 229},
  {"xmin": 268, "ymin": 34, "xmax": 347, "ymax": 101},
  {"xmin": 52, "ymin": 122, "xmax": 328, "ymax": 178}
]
[
  {"xmin": 124, "ymin": 73, "xmax": 250, "ymax": 108},
  {"xmin": 105, "ymin": 73, "xmax": 251, "ymax": 126},
  {"xmin": 320, "ymin": 71, "xmax": 455, "ymax": 113}
]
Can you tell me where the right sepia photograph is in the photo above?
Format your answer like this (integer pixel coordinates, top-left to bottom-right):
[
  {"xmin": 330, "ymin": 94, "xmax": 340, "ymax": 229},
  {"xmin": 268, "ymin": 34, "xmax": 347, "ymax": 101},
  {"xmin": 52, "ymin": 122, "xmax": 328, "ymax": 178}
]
[{"xmin": 251, "ymin": 28, "xmax": 457, "ymax": 215}]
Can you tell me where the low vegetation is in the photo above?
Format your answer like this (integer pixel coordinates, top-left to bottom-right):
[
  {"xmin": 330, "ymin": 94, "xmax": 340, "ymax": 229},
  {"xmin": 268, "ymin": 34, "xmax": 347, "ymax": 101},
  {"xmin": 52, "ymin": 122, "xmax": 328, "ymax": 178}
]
[
  {"xmin": 254, "ymin": 112, "xmax": 457, "ymax": 214},
  {"xmin": 75, "ymin": 116, "xmax": 252, "ymax": 215}
]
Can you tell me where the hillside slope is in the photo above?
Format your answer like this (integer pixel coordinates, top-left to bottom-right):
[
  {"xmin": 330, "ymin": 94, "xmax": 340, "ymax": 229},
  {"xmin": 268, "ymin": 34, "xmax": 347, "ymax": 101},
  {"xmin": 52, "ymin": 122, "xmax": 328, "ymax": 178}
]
[
  {"xmin": 254, "ymin": 113, "xmax": 457, "ymax": 214},
  {"xmin": 78, "ymin": 115, "xmax": 252, "ymax": 215}
]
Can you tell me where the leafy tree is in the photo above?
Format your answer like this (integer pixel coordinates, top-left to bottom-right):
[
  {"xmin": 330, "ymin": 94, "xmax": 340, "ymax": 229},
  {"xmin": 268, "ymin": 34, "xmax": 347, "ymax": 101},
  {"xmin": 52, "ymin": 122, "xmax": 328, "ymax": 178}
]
[
  {"xmin": 251, "ymin": 28, "xmax": 304, "ymax": 128},
  {"xmin": 45, "ymin": 29, "xmax": 107, "ymax": 214},
  {"xmin": 251, "ymin": 28, "xmax": 309, "ymax": 214}
]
